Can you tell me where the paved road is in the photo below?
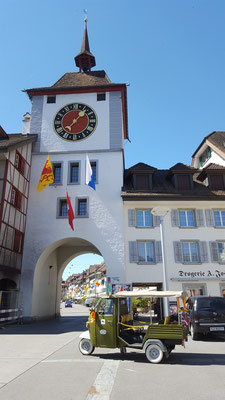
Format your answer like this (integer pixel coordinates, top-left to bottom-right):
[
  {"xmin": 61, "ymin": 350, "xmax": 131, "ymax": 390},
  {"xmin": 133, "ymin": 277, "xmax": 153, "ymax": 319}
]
[{"xmin": 0, "ymin": 304, "xmax": 225, "ymax": 400}]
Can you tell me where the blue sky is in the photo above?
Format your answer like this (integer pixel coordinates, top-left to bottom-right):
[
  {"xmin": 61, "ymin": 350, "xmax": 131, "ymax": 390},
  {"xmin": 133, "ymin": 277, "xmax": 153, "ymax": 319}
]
[{"xmin": 1, "ymin": 1, "xmax": 225, "ymax": 278}]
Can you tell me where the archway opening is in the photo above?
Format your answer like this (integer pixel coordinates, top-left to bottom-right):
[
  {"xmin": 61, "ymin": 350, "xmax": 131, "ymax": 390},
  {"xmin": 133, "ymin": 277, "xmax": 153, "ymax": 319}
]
[
  {"xmin": 29, "ymin": 237, "xmax": 107, "ymax": 321},
  {"xmin": 61, "ymin": 253, "xmax": 105, "ymax": 313}
]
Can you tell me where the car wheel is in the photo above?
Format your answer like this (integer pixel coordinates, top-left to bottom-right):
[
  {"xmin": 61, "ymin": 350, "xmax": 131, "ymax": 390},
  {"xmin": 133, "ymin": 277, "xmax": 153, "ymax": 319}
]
[
  {"xmin": 145, "ymin": 344, "xmax": 164, "ymax": 364},
  {"xmin": 79, "ymin": 339, "xmax": 95, "ymax": 355},
  {"xmin": 190, "ymin": 324, "xmax": 199, "ymax": 341}
]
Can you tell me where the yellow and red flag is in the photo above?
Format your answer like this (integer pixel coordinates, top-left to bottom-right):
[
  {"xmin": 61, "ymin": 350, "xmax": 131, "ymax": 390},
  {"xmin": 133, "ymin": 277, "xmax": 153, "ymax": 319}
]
[
  {"xmin": 95, "ymin": 281, "xmax": 100, "ymax": 287},
  {"xmin": 37, "ymin": 156, "xmax": 54, "ymax": 193}
]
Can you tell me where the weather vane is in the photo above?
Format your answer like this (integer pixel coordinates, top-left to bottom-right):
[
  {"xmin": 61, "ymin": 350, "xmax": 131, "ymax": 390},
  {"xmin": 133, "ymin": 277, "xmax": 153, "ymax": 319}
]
[{"xmin": 84, "ymin": 9, "xmax": 88, "ymax": 22}]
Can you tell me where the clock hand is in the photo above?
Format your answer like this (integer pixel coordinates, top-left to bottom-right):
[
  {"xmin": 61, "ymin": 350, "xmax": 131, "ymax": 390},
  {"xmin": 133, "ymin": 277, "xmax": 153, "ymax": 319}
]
[{"xmin": 65, "ymin": 110, "xmax": 86, "ymax": 130}]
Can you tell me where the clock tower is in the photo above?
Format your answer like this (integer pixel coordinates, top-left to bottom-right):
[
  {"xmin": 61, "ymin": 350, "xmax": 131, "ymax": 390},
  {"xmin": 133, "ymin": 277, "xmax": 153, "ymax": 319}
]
[{"xmin": 21, "ymin": 19, "xmax": 129, "ymax": 320}]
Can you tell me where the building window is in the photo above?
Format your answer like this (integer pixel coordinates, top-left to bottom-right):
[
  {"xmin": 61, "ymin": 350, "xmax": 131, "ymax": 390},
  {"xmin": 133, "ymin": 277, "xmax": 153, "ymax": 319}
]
[
  {"xmin": 210, "ymin": 175, "xmax": 224, "ymax": 190},
  {"xmin": 137, "ymin": 210, "xmax": 152, "ymax": 227},
  {"xmin": 214, "ymin": 210, "xmax": 225, "ymax": 227},
  {"xmin": 97, "ymin": 93, "xmax": 106, "ymax": 101},
  {"xmin": 199, "ymin": 146, "xmax": 211, "ymax": 167},
  {"xmin": 47, "ymin": 96, "xmax": 56, "ymax": 103},
  {"xmin": 218, "ymin": 242, "xmax": 225, "ymax": 263},
  {"xmin": 179, "ymin": 210, "xmax": 195, "ymax": 227},
  {"xmin": 177, "ymin": 175, "xmax": 190, "ymax": 190},
  {"xmin": 69, "ymin": 162, "xmax": 80, "ymax": 184},
  {"xmin": 182, "ymin": 241, "xmax": 199, "ymax": 263},
  {"xmin": 13, "ymin": 230, "xmax": 23, "ymax": 253},
  {"xmin": 135, "ymin": 174, "xmax": 150, "ymax": 190},
  {"xmin": 58, "ymin": 199, "xmax": 68, "ymax": 217},
  {"xmin": 15, "ymin": 151, "xmax": 25, "ymax": 176},
  {"xmin": 76, "ymin": 198, "xmax": 88, "ymax": 217},
  {"xmin": 90, "ymin": 161, "xmax": 97, "ymax": 183},
  {"xmin": 11, "ymin": 188, "xmax": 22, "ymax": 210},
  {"xmin": 138, "ymin": 241, "xmax": 155, "ymax": 263},
  {"xmin": 78, "ymin": 199, "xmax": 87, "ymax": 216},
  {"xmin": 53, "ymin": 163, "xmax": 62, "ymax": 184}
]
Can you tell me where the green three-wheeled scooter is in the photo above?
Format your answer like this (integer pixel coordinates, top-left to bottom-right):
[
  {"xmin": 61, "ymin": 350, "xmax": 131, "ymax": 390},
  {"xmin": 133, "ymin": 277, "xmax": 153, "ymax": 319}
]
[{"xmin": 79, "ymin": 289, "xmax": 189, "ymax": 364}]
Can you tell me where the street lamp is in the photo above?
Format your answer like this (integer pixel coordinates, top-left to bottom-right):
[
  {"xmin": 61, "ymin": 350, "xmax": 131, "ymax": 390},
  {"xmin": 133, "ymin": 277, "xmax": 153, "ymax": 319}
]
[{"xmin": 151, "ymin": 206, "xmax": 170, "ymax": 317}]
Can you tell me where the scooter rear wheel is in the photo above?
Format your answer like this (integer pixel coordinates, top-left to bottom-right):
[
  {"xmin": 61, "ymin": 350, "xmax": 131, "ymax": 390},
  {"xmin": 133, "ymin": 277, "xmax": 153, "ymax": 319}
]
[{"xmin": 145, "ymin": 344, "xmax": 164, "ymax": 364}]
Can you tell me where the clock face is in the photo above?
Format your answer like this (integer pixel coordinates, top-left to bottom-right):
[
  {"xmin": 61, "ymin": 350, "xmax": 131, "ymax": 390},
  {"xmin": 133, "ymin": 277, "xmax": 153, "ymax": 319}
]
[{"xmin": 53, "ymin": 103, "xmax": 97, "ymax": 141}]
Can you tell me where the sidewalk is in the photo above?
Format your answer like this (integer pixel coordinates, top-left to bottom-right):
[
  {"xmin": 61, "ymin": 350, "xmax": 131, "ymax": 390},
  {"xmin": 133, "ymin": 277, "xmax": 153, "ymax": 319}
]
[{"xmin": 0, "ymin": 305, "xmax": 88, "ymax": 389}]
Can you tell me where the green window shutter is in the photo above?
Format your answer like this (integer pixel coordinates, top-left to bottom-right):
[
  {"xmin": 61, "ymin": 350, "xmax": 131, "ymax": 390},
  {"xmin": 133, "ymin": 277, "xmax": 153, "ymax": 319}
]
[
  {"xmin": 209, "ymin": 241, "xmax": 219, "ymax": 262},
  {"xmin": 129, "ymin": 241, "xmax": 138, "ymax": 263},
  {"xmin": 199, "ymin": 156, "xmax": 202, "ymax": 167},
  {"xmin": 128, "ymin": 209, "xmax": 136, "ymax": 227},
  {"xmin": 173, "ymin": 241, "xmax": 183, "ymax": 263},
  {"xmin": 155, "ymin": 241, "xmax": 162, "ymax": 263},
  {"xmin": 199, "ymin": 241, "xmax": 208, "ymax": 263}
]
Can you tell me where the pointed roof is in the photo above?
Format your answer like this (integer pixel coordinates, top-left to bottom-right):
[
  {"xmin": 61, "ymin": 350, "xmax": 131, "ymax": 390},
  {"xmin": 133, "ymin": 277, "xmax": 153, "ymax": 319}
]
[
  {"xmin": 127, "ymin": 162, "xmax": 157, "ymax": 172},
  {"xmin": 74, "ymin": 19, "xmax": 96, "ymax": 72}
]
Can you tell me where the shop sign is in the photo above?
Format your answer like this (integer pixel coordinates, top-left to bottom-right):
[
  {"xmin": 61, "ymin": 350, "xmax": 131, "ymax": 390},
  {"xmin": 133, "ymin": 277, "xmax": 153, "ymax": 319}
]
[{"xmin": 172, "ymin": 268, "xmax": 225, "ymax": 280}]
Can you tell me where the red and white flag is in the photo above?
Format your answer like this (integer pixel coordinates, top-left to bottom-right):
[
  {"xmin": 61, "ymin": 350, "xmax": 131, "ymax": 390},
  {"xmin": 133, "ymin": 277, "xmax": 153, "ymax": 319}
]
[{"xmin": 66, "ymin": 191, "xmax": 75, "ymax": 231}]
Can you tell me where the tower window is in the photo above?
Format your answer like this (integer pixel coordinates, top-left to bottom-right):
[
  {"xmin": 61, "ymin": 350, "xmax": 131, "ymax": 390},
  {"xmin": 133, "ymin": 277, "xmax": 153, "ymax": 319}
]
[
  {"xmin": 76, "ymin": 197, "xmax": 89, "ymax": 218},
  {"xmin": 90, "ymin": 161, "xmax": 97, "ymax": 183},
  {"xmin": 47, "ymin": 96, "xmax": 56, "ymax": 104},
  {"xmin": 68, "ymin": 162, "xmax": 80, "ymax": 184},
  {"xmin": 53, "ymin": 163, "xmax": 62, "ymax": 185},
  {"xmin": 57, "ymin": 199, "xmax": 68, "ymax": 217},
  {"xmin": 97, "ymin": 93, "xmax": 106, "ymax": 101}
]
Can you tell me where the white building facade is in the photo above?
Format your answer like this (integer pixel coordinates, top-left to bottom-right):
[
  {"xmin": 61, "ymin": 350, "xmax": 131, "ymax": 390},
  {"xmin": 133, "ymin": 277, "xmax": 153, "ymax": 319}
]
[
  {"xmin": 123, "ymin": 150, "xmax": 225, "ymax": 302},
  {"xmin": 20, "ymin": 23, "xmax": 129, "ymax": 320}
]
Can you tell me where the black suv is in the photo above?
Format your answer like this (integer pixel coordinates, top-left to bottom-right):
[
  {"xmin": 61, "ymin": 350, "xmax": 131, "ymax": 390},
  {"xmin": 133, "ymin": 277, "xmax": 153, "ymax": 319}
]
[{"xmin": 187, "ymin": 296, "xmax": 225, "ymax": 340}]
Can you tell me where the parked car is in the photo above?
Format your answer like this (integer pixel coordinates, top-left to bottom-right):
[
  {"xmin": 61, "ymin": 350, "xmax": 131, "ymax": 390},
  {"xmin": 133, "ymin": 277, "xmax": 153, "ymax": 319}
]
[
  {"xmin": 65, "ymin": 300, "xmax": 73, "ymax": 308},
  {"xmin": 85, "ymin": 297, "xmax": 95, "ymax": 307},
  {"xmin": 188, "ymin": 296, "xmax": 225, "ymax": 340}
]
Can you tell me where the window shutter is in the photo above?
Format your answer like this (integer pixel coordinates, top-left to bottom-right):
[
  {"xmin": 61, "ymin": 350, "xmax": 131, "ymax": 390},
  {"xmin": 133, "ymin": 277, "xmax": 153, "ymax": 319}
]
[
  {"xmin": 152, "ymin": 215, "xmax": 160, "ymax": 227},
  {"xmin": 171, "ymin": 210, "xmax": 179, "ymax": 227},
  {"xmin": 209, "ymin": 241, "xmax": 219, "ymax": 262},
  {"xmin": 205, "ymin": 210, "xmax": 215, "ymax": 227},
  {"xmin": 155, "ymin": 241, "xmax": 162, "ymax": 263},
  {"xmin": 129, "ymin": 241, "xmax": 138, "ymax": 263},
  {"xmin": 195, "ymin": 210, "xmax": 205, "ymax": 227},
  {"xmin": 199, "ymin": 241, "xmax": 208, "ymax": 263},
  {"xmin": 173, "ymin": 241, "xmax": 183, "ymax": 263},
  {"xmin": 128, "ymin": 210, "xmax": 136, "ymax": 227}
]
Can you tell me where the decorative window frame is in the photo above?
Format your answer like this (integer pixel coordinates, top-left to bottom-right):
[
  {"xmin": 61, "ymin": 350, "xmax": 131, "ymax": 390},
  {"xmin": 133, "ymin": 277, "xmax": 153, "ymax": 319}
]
[
  {"xmin": 129, "ymin": 240, "xmax": 162, "ymax": 264},
  {"xmin": 75, "ymin": 197, "xmax": 89, "ymax": 218},
  {"xmin": 173, "ymin": 240, "xmax": 208, "ymax": 264},
  {"xmin": 52, "ymin": 161, "xmax": 63, "ymax": 185},
  {"xmin": 56, "ymin": 197, "xmax": 68, "ymax": 218},
  {"xmin": 171, "ymin": 209, "xmax": 204, "ymax": 228},
  {"xmin": 89, "ymin": 159, "xmax": 98, "ymax": 184},
  {"xmin": 67, "ymin": 160, "xmax": 81, "ymax": 185},
  {"xmin": 128, "ymin": 209, "xmax": 160, "ymax": 228}
]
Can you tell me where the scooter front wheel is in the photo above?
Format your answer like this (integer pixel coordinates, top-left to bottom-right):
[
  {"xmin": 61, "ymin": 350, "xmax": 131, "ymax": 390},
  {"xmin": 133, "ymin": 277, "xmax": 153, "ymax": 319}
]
[{"xmin": 79, "ymin": 339, "xmax": 95, "ymax": 355}]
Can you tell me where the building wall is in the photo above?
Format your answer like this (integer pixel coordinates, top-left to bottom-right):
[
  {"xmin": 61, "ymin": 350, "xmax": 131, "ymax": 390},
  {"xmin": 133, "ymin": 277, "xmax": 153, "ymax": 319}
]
[
  {"xmin": 124, "ymin": 200, "xmax": 225, "ymax": 297},
  {"xmin": 21, "ymin": 87, "xmax": 126, "ymax": 319},
  {"xmin": 0, "ymin": 143, "xmax": 33, "ymax": 289},
  {"xmin": 31, "ymin": 91, "xmax": 123, "ymax": 153}
]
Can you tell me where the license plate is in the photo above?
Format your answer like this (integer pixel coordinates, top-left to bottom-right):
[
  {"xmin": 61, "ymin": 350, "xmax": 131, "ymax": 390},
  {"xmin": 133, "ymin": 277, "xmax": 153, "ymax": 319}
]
[{"xmin": 210, "ymin": 327, "xmax": 224, "ymax": 332}]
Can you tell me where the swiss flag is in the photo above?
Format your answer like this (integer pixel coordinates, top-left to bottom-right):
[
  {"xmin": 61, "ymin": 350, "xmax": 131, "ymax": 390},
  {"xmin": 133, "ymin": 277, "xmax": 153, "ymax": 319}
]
[{"xmin": 66, "ymin": 191, "xmax": 75, "ymax": 231}]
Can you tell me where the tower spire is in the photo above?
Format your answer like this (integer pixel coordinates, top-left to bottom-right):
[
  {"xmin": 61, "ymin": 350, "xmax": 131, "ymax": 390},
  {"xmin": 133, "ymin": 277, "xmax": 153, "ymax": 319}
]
[{"xmin": 75, "ymin": 12, "xmax": 96, "ymax": 72}]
